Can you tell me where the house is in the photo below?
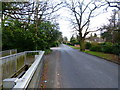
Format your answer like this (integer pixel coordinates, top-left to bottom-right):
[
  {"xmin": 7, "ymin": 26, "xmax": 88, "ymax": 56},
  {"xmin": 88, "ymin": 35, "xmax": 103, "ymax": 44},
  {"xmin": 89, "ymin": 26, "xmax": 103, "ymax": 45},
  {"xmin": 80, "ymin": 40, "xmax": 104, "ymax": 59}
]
[{"xmin": 85, "ymin": 37, "xmax": 105, "ymax": 43}]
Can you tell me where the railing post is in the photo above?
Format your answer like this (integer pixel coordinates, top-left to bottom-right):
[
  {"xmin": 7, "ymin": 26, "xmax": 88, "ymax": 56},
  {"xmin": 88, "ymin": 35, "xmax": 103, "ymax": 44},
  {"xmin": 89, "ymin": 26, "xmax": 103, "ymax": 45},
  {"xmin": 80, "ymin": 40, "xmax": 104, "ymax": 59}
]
[
  {"xmin": 1, "ymin": 50, "xmax": 44, "ymax": 89},
  {"xmin": 15, "ymin": 54, "xmax": 17, "ymax": 72},
  {"xmin": 24, "ymin": 52, "xmax": 27, "ymax": 65},
  {"xmin": 3, "ymin": 78, "xmax": 18, "ymax": 89},
  {"xmin": 10, "ymin": 50, "xmax": 12, "ymax": 55},
  {"xmin": 0, "ymin": 59, "xmax": 2, "ymax": 89}
]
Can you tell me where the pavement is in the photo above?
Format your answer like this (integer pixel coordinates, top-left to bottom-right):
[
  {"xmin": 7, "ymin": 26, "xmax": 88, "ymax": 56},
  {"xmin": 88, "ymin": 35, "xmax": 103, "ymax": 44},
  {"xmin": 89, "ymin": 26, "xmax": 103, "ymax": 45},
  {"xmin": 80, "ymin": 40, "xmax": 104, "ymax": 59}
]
[
  {"xmin": 41, "ymin": 49, "xmax": 60, "ymax": 88},
  {"xmin": 44, "ymin": 44, "xmax": 119, "ymax": 88}
]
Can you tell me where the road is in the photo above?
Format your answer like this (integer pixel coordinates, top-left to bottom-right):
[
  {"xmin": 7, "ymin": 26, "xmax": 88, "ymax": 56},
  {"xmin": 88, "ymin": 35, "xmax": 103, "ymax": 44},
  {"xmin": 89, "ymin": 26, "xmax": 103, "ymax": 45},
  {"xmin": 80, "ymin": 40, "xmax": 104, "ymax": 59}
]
[{"xmin": 51, "ymin": 44, "xmax": 118, "ymax": 88}]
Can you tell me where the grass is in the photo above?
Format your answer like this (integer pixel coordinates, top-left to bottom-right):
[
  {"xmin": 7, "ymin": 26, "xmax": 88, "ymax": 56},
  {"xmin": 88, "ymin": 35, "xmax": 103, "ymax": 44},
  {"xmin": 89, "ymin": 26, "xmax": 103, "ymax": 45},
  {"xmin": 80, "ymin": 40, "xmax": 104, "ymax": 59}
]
[
  {"xmin": 84, "ymin": 50, "xmax": 119, "ymax": 64},
  {"xmin": 68, "ymin": 45, "xmax": 80, "ymax": 49},
  {"xmin": 67, "ymin": 44, "xmax": 119, "ymax": 64},
  {"xmin": 45, "ymin": 49, "xmax": 52, "ymax": 55}
]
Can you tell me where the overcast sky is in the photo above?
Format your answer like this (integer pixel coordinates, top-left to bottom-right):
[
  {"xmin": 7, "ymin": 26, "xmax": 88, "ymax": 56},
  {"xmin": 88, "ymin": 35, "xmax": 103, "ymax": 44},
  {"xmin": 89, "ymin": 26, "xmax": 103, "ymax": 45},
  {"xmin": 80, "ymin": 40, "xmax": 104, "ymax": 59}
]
[{"xmin": 55, "ymin": 0, "xmax": 117, "ymax": 40}]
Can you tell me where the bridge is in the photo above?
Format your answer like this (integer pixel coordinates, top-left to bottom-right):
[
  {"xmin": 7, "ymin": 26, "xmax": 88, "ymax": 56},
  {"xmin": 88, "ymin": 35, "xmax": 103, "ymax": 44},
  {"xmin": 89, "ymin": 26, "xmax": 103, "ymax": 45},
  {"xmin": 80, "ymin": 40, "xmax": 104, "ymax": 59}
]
[{"xmin": 0, "ymin": 50, "xmax": 45, "ymax": 89}]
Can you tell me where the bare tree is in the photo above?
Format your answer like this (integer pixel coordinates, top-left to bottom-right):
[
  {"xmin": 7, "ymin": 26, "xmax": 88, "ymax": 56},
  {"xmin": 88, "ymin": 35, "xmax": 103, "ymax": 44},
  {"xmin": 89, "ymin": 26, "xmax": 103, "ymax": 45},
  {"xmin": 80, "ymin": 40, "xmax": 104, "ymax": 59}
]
[
  {"xmin": 105, "ymin": 0, "xmax": 120, "ymax": 10},
  {"xmin": 105, "ymin": 0, "xmax": 120, "ymax": 28},
  {"xmin": 63, "ymin": 0, "xmax": 107, "ymax": 51},
  {"xmin": 2, "ymin": 0, "xmax": 63, "ymax": 28}
]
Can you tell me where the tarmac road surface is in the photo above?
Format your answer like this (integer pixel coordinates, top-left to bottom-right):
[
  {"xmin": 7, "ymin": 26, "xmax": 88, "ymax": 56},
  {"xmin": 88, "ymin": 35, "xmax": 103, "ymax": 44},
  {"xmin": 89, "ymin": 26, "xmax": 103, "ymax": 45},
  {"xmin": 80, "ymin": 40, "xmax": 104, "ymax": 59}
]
[
  {"xmin": 49, "ymin": 44, "xmax": 119, "ymax": 88},
  {"xmin": 52, "ymin": 44, "xmax": 118, "ymax": 88}
]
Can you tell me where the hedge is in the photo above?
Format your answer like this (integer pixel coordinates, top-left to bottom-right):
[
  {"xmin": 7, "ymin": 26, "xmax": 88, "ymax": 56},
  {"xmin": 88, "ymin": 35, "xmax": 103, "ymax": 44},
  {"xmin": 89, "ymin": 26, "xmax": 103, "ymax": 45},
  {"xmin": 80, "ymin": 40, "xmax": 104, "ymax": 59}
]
[
  {"xmin": 88, "ymin": 42, "xmax": 120, "ymax": 55},
  {"xmin": 85, "ymin": 42, "xmax": 91, "ymax": 49}
]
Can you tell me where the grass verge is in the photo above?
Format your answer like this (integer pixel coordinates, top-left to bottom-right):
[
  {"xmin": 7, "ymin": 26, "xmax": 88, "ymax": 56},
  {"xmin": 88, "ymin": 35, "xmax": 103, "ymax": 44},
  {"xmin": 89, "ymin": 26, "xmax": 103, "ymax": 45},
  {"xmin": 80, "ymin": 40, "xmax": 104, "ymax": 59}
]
[
  {"xmin": 84, "ymin": 50, "xmax": 119, "ymax": 64},
  {"xmin": 67, "ymin": 44, "xmax": 119, "ymax": 64},
  {"xmin": 68, "ymin": 45, "xmax": 80, "ymax": 49}
]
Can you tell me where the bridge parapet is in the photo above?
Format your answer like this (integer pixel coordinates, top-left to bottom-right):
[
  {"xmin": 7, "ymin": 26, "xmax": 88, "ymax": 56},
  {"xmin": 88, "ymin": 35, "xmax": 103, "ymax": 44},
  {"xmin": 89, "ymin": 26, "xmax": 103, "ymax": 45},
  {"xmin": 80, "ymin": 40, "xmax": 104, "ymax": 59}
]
[{"xmin": 2, "ymin": 51, "xmax": 45, "ymax": 89}]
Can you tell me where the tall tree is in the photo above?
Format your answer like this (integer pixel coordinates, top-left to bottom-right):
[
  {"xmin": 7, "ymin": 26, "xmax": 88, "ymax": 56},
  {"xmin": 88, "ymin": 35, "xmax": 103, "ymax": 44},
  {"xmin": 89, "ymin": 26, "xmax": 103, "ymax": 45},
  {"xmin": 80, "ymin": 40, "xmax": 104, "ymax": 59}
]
[
  {"xmin": 63, "ymin": 0, "xmax": 106, "ymax": 51},
  {"xmin": 105, "ymin": 0, "xmax": 120, "ymax": 10},
  {"xmin": 70, "ymin": 35, "xmax": 78, "ymax": 45},
  {"xmin": 63, "ymin": 37, "xmax": 68, "ymax": 43},
  {"xmin": 101, "ymin": 12, "xmax": 120, "ymax": 43},
  {"xmin": 2, "ymin": 1, "xmax": 63, "ymax": 51}
]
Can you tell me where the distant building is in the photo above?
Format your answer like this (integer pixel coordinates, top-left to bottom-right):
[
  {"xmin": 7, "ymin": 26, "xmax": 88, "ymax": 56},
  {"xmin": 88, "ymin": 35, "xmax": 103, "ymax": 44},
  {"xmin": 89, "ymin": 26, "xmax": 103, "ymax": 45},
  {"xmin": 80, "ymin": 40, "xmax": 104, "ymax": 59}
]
[
  {"xmin": 85, "ymin": 37, "xmax": 105, "ymax": 43},
  {"xmin": 74, "ymin": 44, "xmax": 80, "ymax": 47}
]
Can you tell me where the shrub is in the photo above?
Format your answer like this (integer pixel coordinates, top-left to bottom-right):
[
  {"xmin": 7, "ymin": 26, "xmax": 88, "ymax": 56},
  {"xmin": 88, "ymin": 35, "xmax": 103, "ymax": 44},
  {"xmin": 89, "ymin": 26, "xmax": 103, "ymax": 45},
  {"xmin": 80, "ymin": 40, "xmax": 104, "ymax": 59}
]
[
  {"xmin": 101, "ymin": 42, "xmax": 113, "ymax": 53},
  {"xmin": 85, "ymin": 42, "xmax": 91, "ymax": 49},
  {"xmin": 51, "ymin": 41, "xmax": 60, "ymax": 47},
  {"xmin": 112, "ymin": 43, "xmax": 120, "ymax": 55},
  {"xmin": 90, "ymin": 44, "xmax": 102, "ymax": 52},
  {"xmin": 89, "ymin": 42, "xmax": 120, "ymax": 55}
]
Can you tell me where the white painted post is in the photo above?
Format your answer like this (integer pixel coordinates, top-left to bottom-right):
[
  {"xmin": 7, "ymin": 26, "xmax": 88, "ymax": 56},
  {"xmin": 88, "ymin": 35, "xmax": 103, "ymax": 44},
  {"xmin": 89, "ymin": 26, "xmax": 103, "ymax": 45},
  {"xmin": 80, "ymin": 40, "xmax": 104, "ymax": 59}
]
[
  {"xmin": 10, "ymin": 50, "xmax": 12, "ymax": 55},
  {"xmin": 35, "ymin": 55, "xmax": 39, "ymax": 60},
  {"xmin": 3, "ymin": 78, "xmax": 18, "ymax": 88},
  {"xmin": 15, "ymin": 54, "xmax": 17, "ymax": 72},
  {"xmin": 24, "ymin": 52, "xmax": 27, "ymax": 65},
  {"xmin": 0, "ymin": 59, "xmax": 2, "ymax": 89}
]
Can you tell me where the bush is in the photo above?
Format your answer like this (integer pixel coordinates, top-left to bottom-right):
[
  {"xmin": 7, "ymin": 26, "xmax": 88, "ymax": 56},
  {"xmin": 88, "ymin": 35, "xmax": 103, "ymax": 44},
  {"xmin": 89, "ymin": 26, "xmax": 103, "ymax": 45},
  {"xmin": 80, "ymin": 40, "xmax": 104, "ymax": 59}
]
[
  {"xmin": 85, "ymin": 42, "xmax": 91, "ymax": 49},
  {"xmin": 89, "ymin": 42, "xmax": 120, "ymax": 55},
  {"xmin": 51, "ymin": 41, "xmax": 60, "ymax": 47},
  {"xmin": 45, "ymin": 49, "xmax": 52, "ymax": 55},
  {"xmin": 100, "ymin": 42, "xmax": 113, "ymax": 53},
  {"xmin": 90, "ymin": 45, "xmax": 102, "ymax": 52},
  {"xmin": 112, "ymin": 43, "xmax": 120, "ymax": 55},
  {"xmin": 66, "ymin": 43, "xmax": 70, "ymax": 45}
]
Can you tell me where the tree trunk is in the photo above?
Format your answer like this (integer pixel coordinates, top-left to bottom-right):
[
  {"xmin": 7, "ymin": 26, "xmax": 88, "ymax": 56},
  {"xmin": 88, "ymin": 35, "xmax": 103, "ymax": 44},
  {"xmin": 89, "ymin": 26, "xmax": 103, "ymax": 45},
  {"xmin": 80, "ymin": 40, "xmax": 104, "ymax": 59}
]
[{"xmin": 80, "ymin": 38, "xmax": 85, "ymax": 51}]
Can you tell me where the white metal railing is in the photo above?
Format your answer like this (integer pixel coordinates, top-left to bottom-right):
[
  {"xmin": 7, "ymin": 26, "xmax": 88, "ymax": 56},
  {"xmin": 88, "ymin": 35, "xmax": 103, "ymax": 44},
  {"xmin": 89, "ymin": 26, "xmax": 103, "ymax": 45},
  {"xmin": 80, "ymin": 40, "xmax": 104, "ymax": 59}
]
[
  {"xmin": 13, "ymin": 51, "xmax": 44, "ymax": 89},
  {"xmin": 3, "ymin": 51, "xmax": 45, "ymax": 89},
  {"xmin": 0, "ymin": 59, "xmax": 2, "ymax": 89},
  {"xmin": 1, "ymin": 52, "xmax": 25, "ymax": 79},
  {"xmin": 0, "ymin": 52, "xmax": 25, "ymax": 89},
  {"xmin": 0, "ymin": 49, "xmax": 17, "ymax": 57}
]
